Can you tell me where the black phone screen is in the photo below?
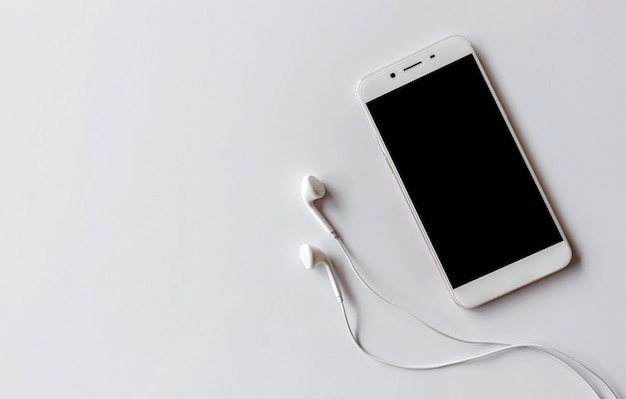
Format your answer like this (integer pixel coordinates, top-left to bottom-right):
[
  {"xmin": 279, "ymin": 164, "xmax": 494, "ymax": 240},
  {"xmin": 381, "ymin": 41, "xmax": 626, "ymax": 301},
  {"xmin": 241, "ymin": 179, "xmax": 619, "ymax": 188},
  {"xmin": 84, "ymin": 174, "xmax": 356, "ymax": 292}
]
[{"xmin": 366, "ymin": 54, "xmax": 563, "ymax": 288}]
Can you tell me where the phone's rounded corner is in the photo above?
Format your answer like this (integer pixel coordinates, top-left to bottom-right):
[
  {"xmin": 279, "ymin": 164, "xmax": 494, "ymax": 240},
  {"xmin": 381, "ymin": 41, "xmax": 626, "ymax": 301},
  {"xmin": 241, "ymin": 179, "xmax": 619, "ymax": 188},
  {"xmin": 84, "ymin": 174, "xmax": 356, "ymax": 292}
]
[
  {"xmin": 441, "ymin": 274, "xmax": 481, "ymax": 309},
  {"xmin": 448, "ymin": 34, "xmax": 470, "ymax": 43},
  {"xmin": 356, "ymin": 78, "xmax": 366, "ymax": 98},
  {"xmin": 450, "ymin": 288, "xmax": 488, "ymax": 309},
  {"xmin": 450, "ymin": 293, "xmax": 478, "ymax": 309},
  {"xmin": 357, "ymin": 73, "xmax": 382, "ymax": 108},
  {"xmin": 550, "ymin": 239, "xmax": 573, "ymax": 273},
  {"xmin": 559, "ymin": 241, "xmax": 574, "ymax": 270},
  {"xmin": 443, "ymin": 35, "xmax": 473, "ymax": 51},
  {"xmin": 356, "ymin": 75, "xmax": 372, "ymax": 102}
]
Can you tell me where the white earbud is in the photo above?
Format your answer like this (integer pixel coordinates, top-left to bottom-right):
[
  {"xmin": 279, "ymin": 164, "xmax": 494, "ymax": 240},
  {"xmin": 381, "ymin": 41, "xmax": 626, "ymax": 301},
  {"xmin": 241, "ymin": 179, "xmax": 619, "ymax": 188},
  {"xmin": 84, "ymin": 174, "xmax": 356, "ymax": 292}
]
[
  {"xmin": 301, "ymin": 175, "xmax": 336, "ymax": 236},
  {"xmin": 299, "ymin": 243, "xmax": 343, "ymax": 302}
]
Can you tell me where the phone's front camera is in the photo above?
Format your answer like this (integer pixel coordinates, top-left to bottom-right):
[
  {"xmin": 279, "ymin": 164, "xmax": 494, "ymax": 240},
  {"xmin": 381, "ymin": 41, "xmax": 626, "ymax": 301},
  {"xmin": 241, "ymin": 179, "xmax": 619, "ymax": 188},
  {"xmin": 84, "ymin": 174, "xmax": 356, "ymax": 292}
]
[{"xmin": 390, "ymin": 73, "xmax": 396, "ymax": 78}]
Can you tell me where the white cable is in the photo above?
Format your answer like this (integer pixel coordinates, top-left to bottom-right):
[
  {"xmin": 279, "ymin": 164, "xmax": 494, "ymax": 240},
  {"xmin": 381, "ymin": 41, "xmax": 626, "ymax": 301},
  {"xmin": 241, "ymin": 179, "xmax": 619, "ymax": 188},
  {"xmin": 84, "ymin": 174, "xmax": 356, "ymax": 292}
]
[{"xmin": 332, "ymin": 234, "xmax": 619, "ymax": 399}]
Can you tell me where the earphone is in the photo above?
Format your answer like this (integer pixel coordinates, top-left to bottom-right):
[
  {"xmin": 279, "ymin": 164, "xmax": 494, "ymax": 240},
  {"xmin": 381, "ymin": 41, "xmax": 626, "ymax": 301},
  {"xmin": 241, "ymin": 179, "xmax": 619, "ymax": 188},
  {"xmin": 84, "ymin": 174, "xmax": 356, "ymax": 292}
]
[
  {"xmin": 298, "ymin": 174, "xmax": 618, "ymax": 398},
  {"xmin": 301, "ymin": 175, "xmax": 336, "ymax": 237},
  {"xmin": 300, "ymin": 243, "xmax": 343, "ymax": 303}
]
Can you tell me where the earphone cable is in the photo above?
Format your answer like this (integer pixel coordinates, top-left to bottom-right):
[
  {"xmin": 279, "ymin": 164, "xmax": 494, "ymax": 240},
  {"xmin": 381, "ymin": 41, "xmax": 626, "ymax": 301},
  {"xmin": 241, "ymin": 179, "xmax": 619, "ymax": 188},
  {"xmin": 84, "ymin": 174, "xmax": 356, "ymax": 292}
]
[
  {"xmin": 332, "ymin": 234, "xmax": 619, "ymax": 399},
  {"xmin": 339, "ymin": 300, "xmax": 605, "ymax": 397}
]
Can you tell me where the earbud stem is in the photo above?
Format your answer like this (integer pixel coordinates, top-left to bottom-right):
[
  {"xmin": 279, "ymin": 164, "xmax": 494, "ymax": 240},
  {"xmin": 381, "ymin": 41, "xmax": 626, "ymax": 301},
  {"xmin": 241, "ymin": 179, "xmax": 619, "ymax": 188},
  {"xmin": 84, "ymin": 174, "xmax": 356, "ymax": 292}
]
[
  {"xmin": 308, "ymin": 206, "xmax": 336, "ymax": 236},
  {"xmin": 324, "ymin": 265, "xmax": 343, "ymax": 302}
]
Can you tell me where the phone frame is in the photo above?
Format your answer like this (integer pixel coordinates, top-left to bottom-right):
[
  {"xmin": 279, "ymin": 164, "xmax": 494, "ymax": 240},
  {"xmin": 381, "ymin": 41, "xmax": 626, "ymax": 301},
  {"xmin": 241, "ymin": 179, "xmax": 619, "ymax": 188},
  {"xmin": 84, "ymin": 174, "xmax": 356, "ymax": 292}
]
[{"xmin": 356, "ymin": 35, "xmax": 572, "ymax": 308}]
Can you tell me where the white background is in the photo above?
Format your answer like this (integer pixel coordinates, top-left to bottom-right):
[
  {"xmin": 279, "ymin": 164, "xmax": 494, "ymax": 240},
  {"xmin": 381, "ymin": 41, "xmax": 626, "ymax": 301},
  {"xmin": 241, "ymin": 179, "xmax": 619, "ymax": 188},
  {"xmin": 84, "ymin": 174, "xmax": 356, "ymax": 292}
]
[{"xmin": 1, "ymin": 1, "xmax": 624, "ymax": 398}]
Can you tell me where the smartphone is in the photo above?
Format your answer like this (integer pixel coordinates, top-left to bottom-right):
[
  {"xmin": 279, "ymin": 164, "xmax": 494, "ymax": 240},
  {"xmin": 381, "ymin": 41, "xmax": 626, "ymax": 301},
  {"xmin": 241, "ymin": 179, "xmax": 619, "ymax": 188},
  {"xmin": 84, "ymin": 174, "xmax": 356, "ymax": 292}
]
[{"xmin": 356, "ymin": 35, "xmax": 572, "ymax": 308}]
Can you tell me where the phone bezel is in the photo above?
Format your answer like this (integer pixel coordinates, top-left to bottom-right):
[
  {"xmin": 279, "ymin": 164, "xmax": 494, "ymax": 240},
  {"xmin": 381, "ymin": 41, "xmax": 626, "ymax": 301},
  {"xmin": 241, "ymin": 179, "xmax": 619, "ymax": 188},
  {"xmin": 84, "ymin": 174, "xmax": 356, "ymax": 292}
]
[{"xmin": 356, "ymin": 35, "xmax": 572, "ymax": 308}]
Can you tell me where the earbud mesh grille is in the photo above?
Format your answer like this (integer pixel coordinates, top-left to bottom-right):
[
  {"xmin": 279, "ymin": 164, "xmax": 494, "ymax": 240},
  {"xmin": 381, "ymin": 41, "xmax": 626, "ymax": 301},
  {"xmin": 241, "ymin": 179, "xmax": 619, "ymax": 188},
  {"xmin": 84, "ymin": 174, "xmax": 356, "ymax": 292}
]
[
  {"xmin": 309, "ymin": 176, "xmax": 325, "ymax": 196},
  {"xmin": 300, "ymin": 246, "xmax": 310, "ymax": 264}
]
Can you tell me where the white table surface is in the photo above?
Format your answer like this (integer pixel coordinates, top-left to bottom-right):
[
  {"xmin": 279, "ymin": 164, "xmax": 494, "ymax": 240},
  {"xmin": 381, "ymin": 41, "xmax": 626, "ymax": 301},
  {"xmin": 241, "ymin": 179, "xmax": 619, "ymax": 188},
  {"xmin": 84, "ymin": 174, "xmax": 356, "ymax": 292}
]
[{"xmin": 1, "ymin": 1, "xmax": 624, "ymax": 398}]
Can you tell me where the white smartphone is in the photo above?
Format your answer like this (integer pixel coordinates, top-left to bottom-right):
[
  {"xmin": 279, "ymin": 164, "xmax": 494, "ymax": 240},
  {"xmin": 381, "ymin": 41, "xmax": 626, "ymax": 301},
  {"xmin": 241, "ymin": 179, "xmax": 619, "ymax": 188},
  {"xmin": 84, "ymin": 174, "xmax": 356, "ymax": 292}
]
[{"xmin": 357, "ymin": 35, "xmax": 572, "ymax": 308}]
